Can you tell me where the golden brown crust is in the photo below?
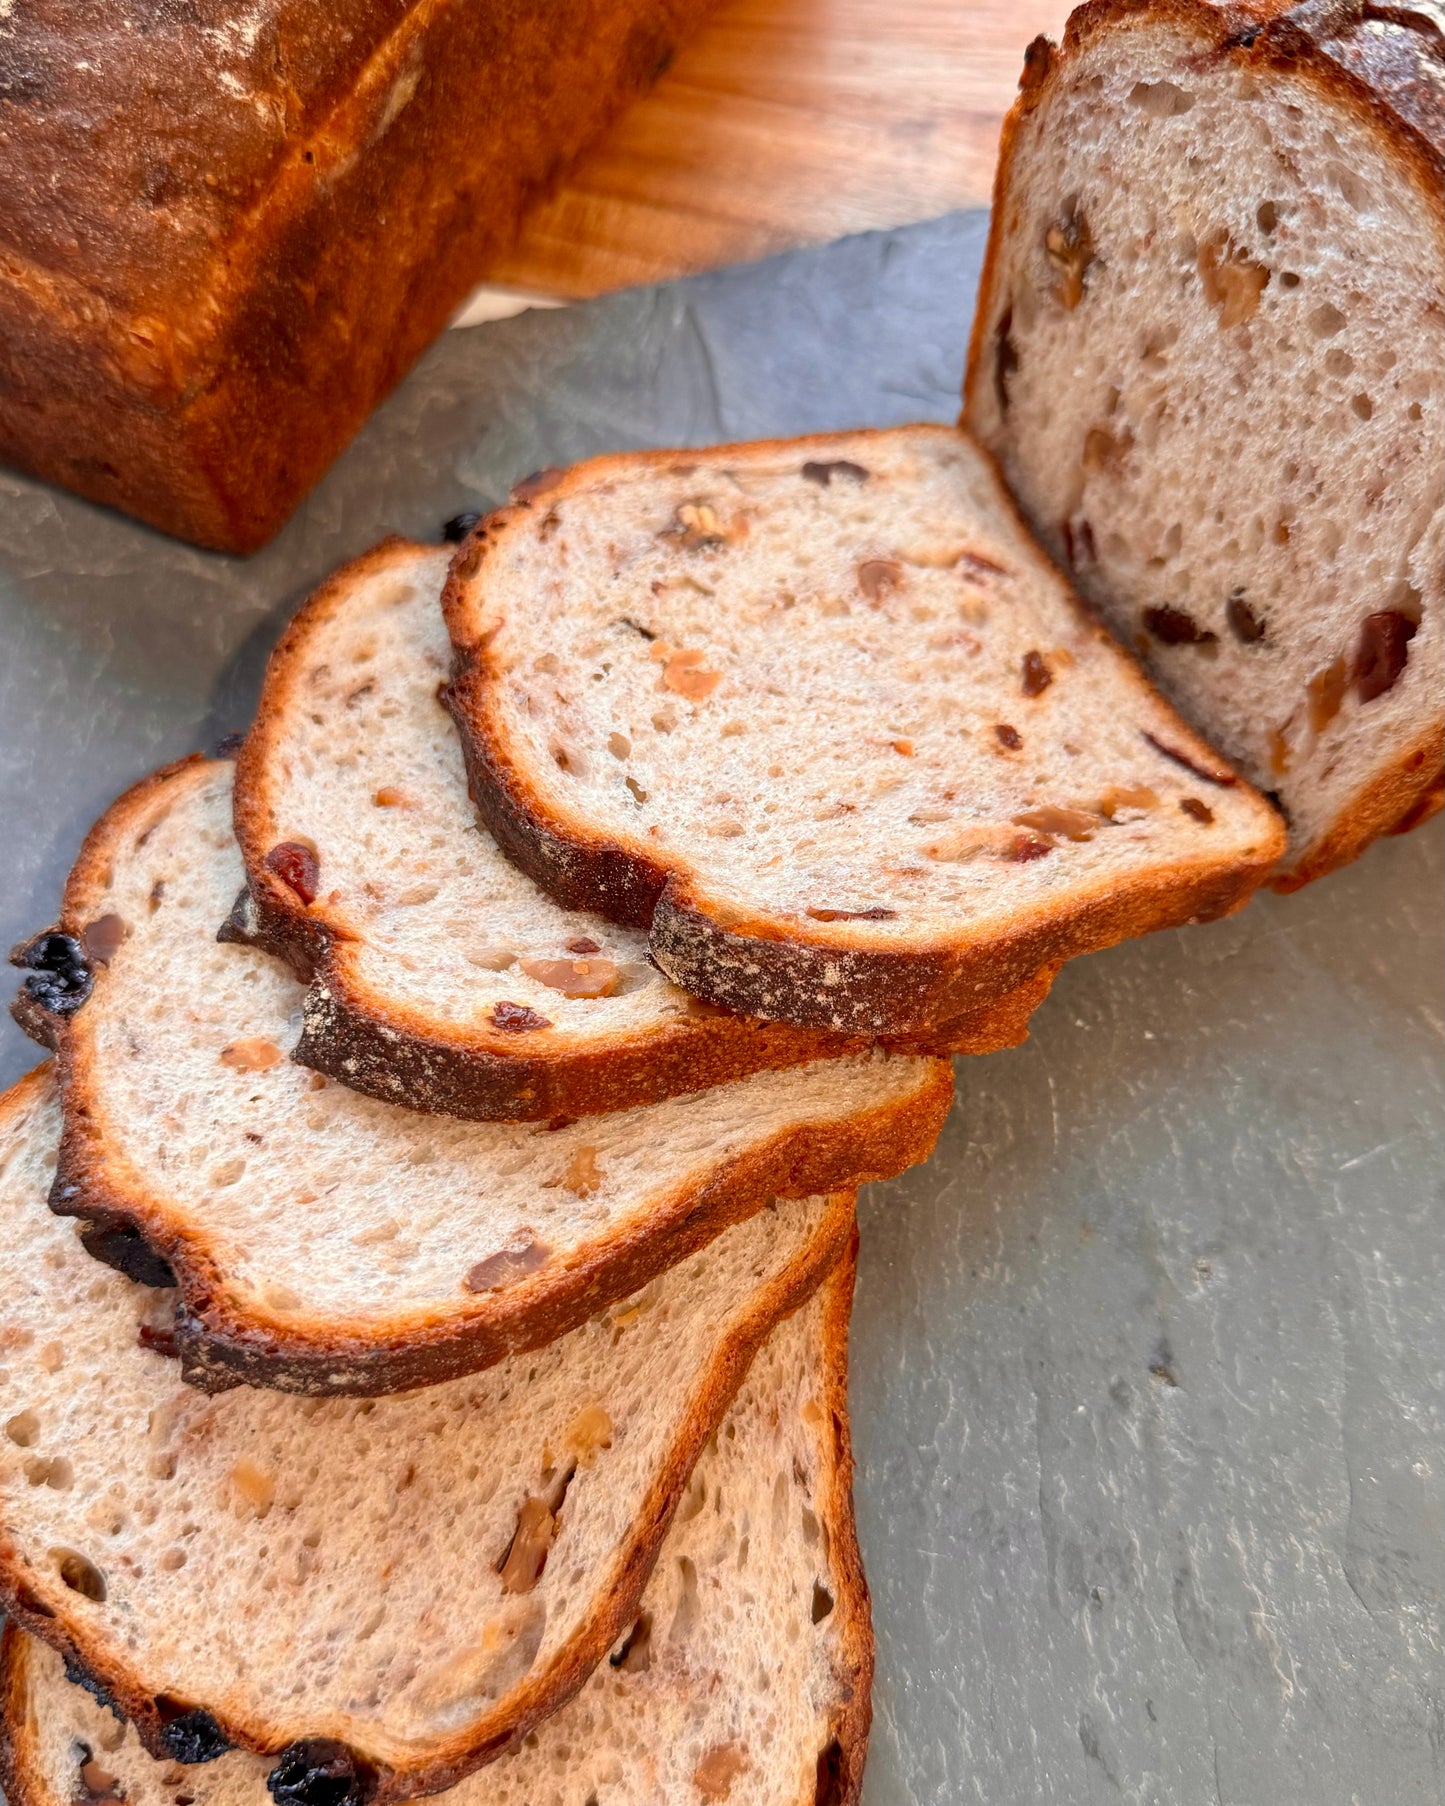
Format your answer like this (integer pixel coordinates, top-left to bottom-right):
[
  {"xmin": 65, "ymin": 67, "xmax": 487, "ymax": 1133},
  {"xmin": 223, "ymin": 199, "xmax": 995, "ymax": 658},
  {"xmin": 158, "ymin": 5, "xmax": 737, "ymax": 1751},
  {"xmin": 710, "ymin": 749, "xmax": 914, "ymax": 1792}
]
[
  {"xmin": 0, "ymin": 1235, "xmax": 872, "ymax": 1806},
  {"xmin": 26, "ymin": 757, "xmax": 953, "ymax": 1395},
  {"xmin": 0, "ymin": 0, "xmax": 714, "ymax": 551},
  {"xmin": 810, "ymin": 1230, "xmax": 874, "ymax": 1806},
  {"xmin": 0, "ymin": 1058, "xmax": 860, "ymax": 1793},
  {"xmin": 963, "ymin": 0, "xmax": 1444, "ymax": 889},
  {"xmin": 441, "ymin": 428, "xmax": 1286, "ymax": 1039},
  {"xmin": 230, "ymin": 538, "xmax": 1021, "ymax": 1121},
  {"xmin": 0, "ymin": 1622, "xmax": 41, "ymax": 1806},
  {"xmin": 1269, "ymin": 716, "xmax": 1445, "ymax": 888}
]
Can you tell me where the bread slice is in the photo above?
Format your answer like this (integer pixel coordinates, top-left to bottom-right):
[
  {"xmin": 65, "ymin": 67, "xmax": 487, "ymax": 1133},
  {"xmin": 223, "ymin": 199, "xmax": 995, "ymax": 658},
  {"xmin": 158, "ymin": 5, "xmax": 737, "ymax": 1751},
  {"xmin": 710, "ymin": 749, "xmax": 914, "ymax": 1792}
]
[
  {"xmin": 0, "ymin": 1249, "xmax": 871, "ymax": 1806},
  {"xmin": 964, "ymin": 0, "xmax": 1444, "ymax": 889},
  {"xmin": 228, "ymin": 537, "xmax": 1037, "ymax": 1122},
  {"xmin": 11, "ymin": 757, "xmax": 949, "ymax": 1397},
  {"xmin": 0, "ymin": 1064, "xmax": 859, "ymax": 1803},
  {"xmin": 441, "ymin": 425, "xmax": 1286, "ymax": 1038}
]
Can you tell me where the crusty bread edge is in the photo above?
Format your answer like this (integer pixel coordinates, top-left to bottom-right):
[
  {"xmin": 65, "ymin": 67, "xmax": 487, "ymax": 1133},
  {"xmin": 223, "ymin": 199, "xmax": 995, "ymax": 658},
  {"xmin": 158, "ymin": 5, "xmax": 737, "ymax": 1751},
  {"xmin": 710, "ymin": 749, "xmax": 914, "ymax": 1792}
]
[
  {"xmin": 0, "ymin": 1056, "xmax": 859, "ymax": 1793},
  {"xmin": 0, "ymin": 1240, "xmax": 875, "ymax": 1805},
  {"xmin": 229, "ymin": 535, "xmax": 930, "ymax": 1118},
  {"xmin": 0, "ymin": 1229, "xmax": 872, "ymax": 1806},
  {"xmin": 961, "ymin": 0, "xmax": 1445, "ymax": 890},
  {"xmin": 441, "ymin": 426, "xmax": 1286, "ymax": 1037},
  {"xmin": 22, "ymin": 754, "xmax": 953, "ymax": 1395},
  {"xmin": 1269, "ymin": 717, "xmax": 1445, "ymax": 891},
  {"xmin": 808, "ymin": 1227, "xmax": 875, "ymax": 1806}
]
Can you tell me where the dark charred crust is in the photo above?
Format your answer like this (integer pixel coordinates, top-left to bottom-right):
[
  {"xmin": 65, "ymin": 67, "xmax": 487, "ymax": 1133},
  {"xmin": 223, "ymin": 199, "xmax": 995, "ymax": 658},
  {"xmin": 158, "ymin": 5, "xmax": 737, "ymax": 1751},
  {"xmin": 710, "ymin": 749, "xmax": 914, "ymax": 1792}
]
[
  {"xmin": 61, "ymin": 1656, "xmax": 119, "ymax": 1717},
  {"xmin": 648, "ymin": 826, "xmax": 1268, "ymax": 1032},
  {"xmin": 217, "ymin": 882, "xmax": 322, "ymax": 984},
  {"xmin": 268, "ymin": 1739, "xmax": 374, "ymax": 1806},
  {"xmin": 77, "ymin": 1220, "xmax": 177, "ymax": 1289},
  {"xmin": 286, "ymin": 970, "xmax": 853, "ymax": 1125},
  {"xmin": 154, "ymin": 1700, "xmax": 231, "ymax": 1765},
  {"xmin": 10, "ymin": 931, "xmax": 94, "ymax": 1020}
]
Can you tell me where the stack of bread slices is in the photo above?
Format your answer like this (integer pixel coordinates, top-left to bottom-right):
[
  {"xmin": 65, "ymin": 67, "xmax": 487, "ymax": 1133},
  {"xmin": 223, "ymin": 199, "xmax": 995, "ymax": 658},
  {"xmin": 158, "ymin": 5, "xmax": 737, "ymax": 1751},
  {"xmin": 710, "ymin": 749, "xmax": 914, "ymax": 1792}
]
[{"xmin": 1, "ymin": 4, "xmax": 1439, "ymax": 1800}]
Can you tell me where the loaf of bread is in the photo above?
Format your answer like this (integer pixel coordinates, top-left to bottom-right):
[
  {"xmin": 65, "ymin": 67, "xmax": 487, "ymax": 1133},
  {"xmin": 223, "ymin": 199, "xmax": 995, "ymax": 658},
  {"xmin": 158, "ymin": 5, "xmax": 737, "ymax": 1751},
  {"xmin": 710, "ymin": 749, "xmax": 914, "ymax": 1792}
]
[
  {"xmin": 0, "ymin": 1065, "xmax": 856, "ymax": 1801},
  {"xmin": 964, "ymin": 0, "xmax": 1444, "ymax": 888},
  {"xmin": 14, "ymin": 755, "xmax": 948, "ymax": 1395},
  {"xmin": 0, "ymin": 1250, "xmax": 872, "ymax": 1806},
  {"xmin": 0, "ymin": 0, "xmax": 711, "ymax": 552},
  {"xmin": 442, "ymin": 425, "xmax": 1285, "ymax": 1038}
]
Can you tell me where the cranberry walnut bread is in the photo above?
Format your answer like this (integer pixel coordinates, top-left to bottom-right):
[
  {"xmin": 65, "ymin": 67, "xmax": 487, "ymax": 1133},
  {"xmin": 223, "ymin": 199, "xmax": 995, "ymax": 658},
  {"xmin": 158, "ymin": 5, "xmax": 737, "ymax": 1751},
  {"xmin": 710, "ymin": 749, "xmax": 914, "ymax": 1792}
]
[
  {"xmin": 9, "ymin": 756, "xmax": 950, "ymax": 1397},
  {"xmin": 0, "ymin": 1250, "xmax": 872, "ymax": 1806},
  {"xmin": 0, "ymin": 1065, "xmax": 859, "ymax": 1803},
  {"xmin": 442, "ymin": 425, "xmax": 1286, "ymax": 1039},
  {"xmin": 228, "ymin": 537, "xmax": 1042, "ymax": 1122},
  {"xmin": 0, "ymin": 0, "xmax": 712, "ymax": 553},
  {"xmin": 964, "ymin": 0, "xmax": 1445, "ymax": 889}
]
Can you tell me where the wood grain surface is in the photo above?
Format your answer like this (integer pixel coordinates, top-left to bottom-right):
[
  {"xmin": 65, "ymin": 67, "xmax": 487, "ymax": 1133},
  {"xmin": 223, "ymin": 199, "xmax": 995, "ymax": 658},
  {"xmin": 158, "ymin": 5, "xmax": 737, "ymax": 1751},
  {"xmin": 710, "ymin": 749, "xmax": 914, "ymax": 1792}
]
[{"xmin": 481, "ymin": 0, "xmax": 1073, "ymax": 299}]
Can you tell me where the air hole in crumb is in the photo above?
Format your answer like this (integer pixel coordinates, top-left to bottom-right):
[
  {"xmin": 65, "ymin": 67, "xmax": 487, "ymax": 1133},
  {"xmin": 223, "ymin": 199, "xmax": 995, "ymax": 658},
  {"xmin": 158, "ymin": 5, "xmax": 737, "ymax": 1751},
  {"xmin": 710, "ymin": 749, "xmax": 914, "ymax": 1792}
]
[
  {"xmin": 1128, "ymin": 79, "xmax": 1194, "ymax": 117},
  {"xmin": 1351, "ymin": 393, "xmax": 1374, "ymax": 421},
  {"xmin": 811, "ymin": 1581, "xmax": 835, "ymax": 1623},
  {"xmin": 5, "ymin": 1410, "xmax": 40, "ymax": 1447},
  {"xmin": 54, "ymin": 1549, "xmax": 106, "ymax": 1601},
  {"xmin": 1256, "ymin": 200, "xmax": 1278, "ymax": 233},
  {"xmin": 1324, "ymin": 349, "xmax": 1353, "ymax": 377},
  {"xmin": 1309, "ymin": 303, "xmax": 1347, "ymax": 337},
  {"xmin": 609, "ymin": 1612, "xmax": 652, "ymax": 1672},
  {"xmin": 1279, "ymin": 271, "xmax": 1301, "ymax": 289}
]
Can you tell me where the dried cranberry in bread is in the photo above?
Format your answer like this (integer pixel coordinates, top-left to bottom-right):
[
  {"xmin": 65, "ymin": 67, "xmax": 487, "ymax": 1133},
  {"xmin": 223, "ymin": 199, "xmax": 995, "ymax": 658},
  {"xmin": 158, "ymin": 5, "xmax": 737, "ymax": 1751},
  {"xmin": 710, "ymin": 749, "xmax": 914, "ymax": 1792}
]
[
  {"xmin": 0, "ymin": 1065, "xmax": 858, "ymax": 1802},
  {"xmin": 11, "ymin": 757, "xmax": 949, "ymax": 1397},
  {"xmin": 442, "ymin": 425, "xmax": 1285, "ymax": 1038},
  {"xmin": 965, "ymin": 0, "xmax": 1444, "ymax": 888},
  {"xmin": 0, "ymin": 1248, "xmax": 871, "ymax": 1806},
  {"xmin": 228, "ymin": 537, "xmax": 1041, "ymax": 1123}
]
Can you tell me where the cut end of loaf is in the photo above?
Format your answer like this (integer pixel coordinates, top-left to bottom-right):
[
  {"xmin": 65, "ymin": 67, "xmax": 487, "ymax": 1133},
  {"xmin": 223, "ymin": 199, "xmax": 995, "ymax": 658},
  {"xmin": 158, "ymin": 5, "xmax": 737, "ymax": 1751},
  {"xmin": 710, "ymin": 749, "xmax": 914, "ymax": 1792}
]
[{"xmin": 967, "ymin": 0, "xmax": 1444, "ymax": 885}]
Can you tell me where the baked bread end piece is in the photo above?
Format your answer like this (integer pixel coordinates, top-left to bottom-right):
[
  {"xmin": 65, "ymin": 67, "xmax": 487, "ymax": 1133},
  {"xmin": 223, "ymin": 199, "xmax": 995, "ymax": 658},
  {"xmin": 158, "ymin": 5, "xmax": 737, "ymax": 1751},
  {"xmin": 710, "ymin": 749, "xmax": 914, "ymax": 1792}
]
[{"xmin": 964, "ymin": 0, "xmax": 1444, "ymax": 888}]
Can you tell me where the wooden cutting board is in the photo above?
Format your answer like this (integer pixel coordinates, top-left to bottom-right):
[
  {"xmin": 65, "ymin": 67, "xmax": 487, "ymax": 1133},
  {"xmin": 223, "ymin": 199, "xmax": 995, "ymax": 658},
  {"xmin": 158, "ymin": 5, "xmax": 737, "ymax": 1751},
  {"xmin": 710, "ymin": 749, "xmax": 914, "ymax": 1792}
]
[{"xmin": 480, "ymin": 0, "xmax": 1072, "ymax": 300}]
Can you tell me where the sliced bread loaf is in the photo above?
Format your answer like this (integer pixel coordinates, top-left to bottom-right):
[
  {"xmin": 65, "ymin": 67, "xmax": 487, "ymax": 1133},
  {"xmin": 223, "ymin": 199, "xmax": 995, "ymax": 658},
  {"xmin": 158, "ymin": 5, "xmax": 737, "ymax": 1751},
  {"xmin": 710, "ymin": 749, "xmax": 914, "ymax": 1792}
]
[
  {"xmin": 963, "ymin": 0, "xmax": 1444, "ymax": 888},
  {"xmin": 0, "ymin": 1064, "xmax": 857, "ymax": 1802},
  {"xmin": 0, "ymin": 1250, "xmax": 871, "ymax": 1806},
  {"xmin": 441, "ymin": 425, "xmax": 1286, "ymax": 1038},
  {"xmin": 228, "ymin": 536, "xmax": 1039, "ymax": 1122},
  {"xmin": 11, "ymin": 757, "xmax": 949, "ymax": 1397}
]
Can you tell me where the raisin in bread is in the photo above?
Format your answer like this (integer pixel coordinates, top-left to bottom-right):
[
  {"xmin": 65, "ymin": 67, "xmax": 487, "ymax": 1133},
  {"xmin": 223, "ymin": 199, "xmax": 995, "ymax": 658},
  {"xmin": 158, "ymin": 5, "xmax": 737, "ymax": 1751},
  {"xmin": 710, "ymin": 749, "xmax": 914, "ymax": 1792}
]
[
  {"xmin": 964, "ymin": 0, "xmax": 1444, "ymax": 889},
  {"xmin": 0, "ymin": 1065, "xmax": 857, "ymax": 1803},
  {"xmin": 441, "ymin": 425, "xmax": 1285, "ymax": 1038},
  {"xmin": 228, "ymin": 537, "xmax": 1036, "ymax": 1121},
  {"xmin": 0, "ymin": 1252, "xmax": 871, "ymax": 1806},
  {"xmin": 10, "ymin": 756, "xmax": 949, "ymax": 1398}
]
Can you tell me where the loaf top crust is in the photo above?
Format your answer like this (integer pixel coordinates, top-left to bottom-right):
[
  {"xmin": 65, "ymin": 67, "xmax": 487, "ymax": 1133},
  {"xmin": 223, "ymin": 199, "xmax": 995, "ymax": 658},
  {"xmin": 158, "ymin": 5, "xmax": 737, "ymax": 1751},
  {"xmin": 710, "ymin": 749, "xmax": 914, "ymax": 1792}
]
[
  {"xmin": 0, "ymin": 1, "xmax": 418, "ymax": 311},
  {"xmin": 1050, "ymin": 1, "xmax": 1443, "ymax": 171}
]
